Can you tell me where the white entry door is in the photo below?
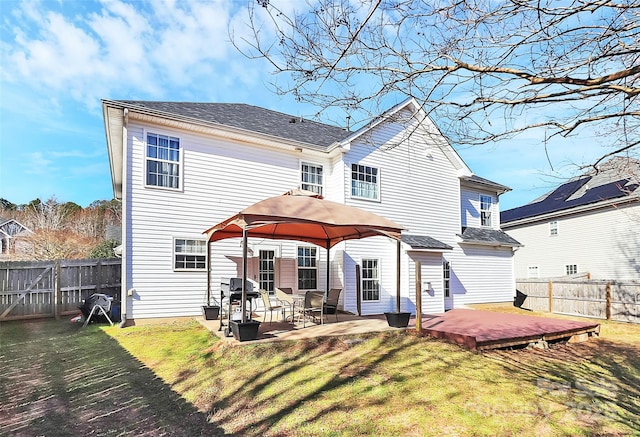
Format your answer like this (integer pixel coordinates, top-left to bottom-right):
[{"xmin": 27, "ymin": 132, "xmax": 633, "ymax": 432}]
[{"xmin": 443, "ymin": 260, "xmax": 453, "ymax": 310}]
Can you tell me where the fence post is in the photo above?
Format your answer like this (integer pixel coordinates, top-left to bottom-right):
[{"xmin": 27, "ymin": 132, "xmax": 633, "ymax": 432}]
[
  {"xmin": 606, "ymin": 282, "xmax": 612, "ymax": 320},
  {"xmin": 548, "ymin": 280, "xmax": 553, "ymax": 313},
  {"xmin": 54, "ymin": 260, "xmax": 61, "ymax": 320},
  {"xmin": 96, "ymin": 259, "xmax": 103, "ymax": 294}
]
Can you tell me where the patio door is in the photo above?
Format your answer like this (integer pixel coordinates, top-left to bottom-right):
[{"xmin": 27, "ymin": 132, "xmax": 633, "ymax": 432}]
[
  {"xmin": 259, "ymin": 250, "xmax": 275, "ymax": 292},
  {"xmin": 443, "ymin": 260, "xmax": 453, "ymax": 310}
]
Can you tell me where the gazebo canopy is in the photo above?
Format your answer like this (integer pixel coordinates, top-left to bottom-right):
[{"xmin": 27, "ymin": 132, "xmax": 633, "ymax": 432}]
[{"xmin": 204, "ymin": 190, "xmax": 404, "ymax": 247}]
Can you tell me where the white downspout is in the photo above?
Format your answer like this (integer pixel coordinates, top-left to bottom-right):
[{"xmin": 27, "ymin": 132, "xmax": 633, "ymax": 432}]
[{"xmin": 119, "ymin": 108, "xmax": 129, "ymax": 328}]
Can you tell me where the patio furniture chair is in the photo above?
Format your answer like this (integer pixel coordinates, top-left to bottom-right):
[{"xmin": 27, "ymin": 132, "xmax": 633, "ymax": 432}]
[
  {"xmin": 298, "ymin": 290, "xmax": 324, "ymax": 327},
  {"xmin": 275, "ymin": 287, "xmax": 296, "ymax": 321},
  {"xmin": 260, "ymin": 290, "xmax": 286, "ymax": 324},
  {"xmin": 323, "ymin": 288, "xmax": 342, "ymax": 322}
]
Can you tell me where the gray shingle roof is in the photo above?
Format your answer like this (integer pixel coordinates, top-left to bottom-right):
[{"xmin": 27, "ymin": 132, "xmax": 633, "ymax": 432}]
[
  {"xmin": 459, "ymin": 227, "xmax": 522, "ymax": 247},
  {"xmin": 402, "ymin": 234, "xmax": 453, "ymax": 250},
  {"xmin": 461, "ymin": 175, "xmax": 511, "ymax": 193},
  {"xmin": 117, "ymin": 101, "xmax": 351, "ymax": 149},
  {"xmin": 501, "ymin": 157, "xmax": 640, "ymax": 223}
]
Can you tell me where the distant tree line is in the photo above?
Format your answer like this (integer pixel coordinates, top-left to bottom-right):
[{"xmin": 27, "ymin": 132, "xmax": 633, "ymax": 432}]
[{"xmin": 0, "ymin": 196, "xmax": 121, "ymax": 260}]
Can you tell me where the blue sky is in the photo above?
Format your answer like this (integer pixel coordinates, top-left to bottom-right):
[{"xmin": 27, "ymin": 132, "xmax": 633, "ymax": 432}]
[{"xmin": 0, "ymin": 0, "xmax": 611, "ymax": 210}]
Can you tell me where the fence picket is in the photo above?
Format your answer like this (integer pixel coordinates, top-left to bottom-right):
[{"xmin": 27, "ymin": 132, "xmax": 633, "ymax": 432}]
[{"xmin": 0, "ymin": 258, "xmax": 121, "ymax": 321}]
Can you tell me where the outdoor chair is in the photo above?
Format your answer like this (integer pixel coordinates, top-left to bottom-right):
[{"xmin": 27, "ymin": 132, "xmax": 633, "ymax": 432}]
[
  {"xmin": 275, "ymin": 288, "xmax": 296, "ymax": 321},
  {"xmin": 298, "ymin": 290, "xmax": 324, "ymax": 327},
  {"xmin": 260, "ymin": 290, "xmax": 286, "ymax": 324},
  {"xmin": 323, "ymin": 288, "xmax": 342, "ymax": 322}
]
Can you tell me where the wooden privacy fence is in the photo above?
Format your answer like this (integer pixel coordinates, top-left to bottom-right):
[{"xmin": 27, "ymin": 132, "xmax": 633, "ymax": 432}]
[
  {"xmin": 516, "ymin": 279, "xmax": 640, "ymax": 324},
  {"xmin": 0, "ymin": 258, "xmax": 121, "ymax": 321}
]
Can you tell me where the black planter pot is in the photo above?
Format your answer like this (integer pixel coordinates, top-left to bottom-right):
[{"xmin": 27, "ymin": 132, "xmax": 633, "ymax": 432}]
[
  {"xmin": 229, "ymin": 320, "xmax": 261, "ymax": 341},
  {"xmin": 202, "ymin": 305, "xmax": 220, "ymax": 320},
  {"xmin": 384, "ymin": 311, "xmax": 411, "ymax": 328}
]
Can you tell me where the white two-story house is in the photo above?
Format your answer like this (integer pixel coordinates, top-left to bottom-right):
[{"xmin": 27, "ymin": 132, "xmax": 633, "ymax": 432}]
[{"xmin": 102, "ymin": 97, "xmax": 521, "ymax": 325}]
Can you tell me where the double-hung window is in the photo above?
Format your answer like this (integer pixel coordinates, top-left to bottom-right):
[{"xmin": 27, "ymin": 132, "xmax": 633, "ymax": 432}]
[
  {"xmin": 351, "ymin": 164, "xmax": 379, "ymax": 200},
  {"xmin": 301, "ymin": 162, "xmax": 323, "ymax": 195},
  {"xmin": 146, "ymin": 133, "xmax": 180, "ymax": 189},
  {"xmin": 297, "ymin": 246, "xmax": 317, "ymax": 290},
  {"xmin": 549, "ymin": 221, "xmax": 558, "ymax": 236},
  {"xmin": 480, "ymin": 195, "xmax": 492, "ymax": 227},
  {"xmin": 566, "ymin": 264, "xmax": 578, "ymax": 276},
  {"xmin": 174, "ymin": 238, "xmax": 207, "ymax": 271},
  {"xmin": 528, "ymin": 266, "xmax": 540, "ymax": 278},
  {"xmin": 362, "ymin": 259, "xmax": 380, "ymax": 301}
]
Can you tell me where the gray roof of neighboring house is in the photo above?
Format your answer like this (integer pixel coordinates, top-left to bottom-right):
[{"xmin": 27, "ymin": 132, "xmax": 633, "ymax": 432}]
[
  {"xmin": 117, "ymin": 100, "xmax": 352, "ymax": 149},
  {"xmin": 501, "ymin": 157, "xmax": 640, "ymax": 224},
  {"xmin": 402, "ymin": 234, "xmax": 453, "ymax": 250},
  {"xmin": 458, "ymin": 227, "xmax": 522, "ymax": 247}
]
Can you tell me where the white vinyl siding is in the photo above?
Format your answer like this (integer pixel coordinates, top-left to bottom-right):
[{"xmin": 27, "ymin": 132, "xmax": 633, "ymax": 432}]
[{"xmin": 506, "ymin": 202, "xmax": 640, "ymax": 280}]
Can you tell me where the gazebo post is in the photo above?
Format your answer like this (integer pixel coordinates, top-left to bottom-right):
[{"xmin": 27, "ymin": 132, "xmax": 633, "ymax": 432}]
[
  {"xmin": 396, "ymin": 239, "xmax": 401, "ymax": 313},
  {"xmin": 326, "ymin": 239, "xmax": 330, "ymax": 296},
  {"xmin": 241, "ymin": 227, "xmax": 248, "ymax": 323}
]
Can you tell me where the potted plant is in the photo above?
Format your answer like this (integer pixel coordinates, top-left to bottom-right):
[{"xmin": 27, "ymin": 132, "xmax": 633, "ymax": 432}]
[
  {"xmin": 385, "ymin": 248, "xmax": 411, "ymax": 328},
  {"xmin": 202, "ymin": 284, "xmax": 220, "ymax": 320},
  {"xmin": 229, "ymin": 319, "xmax": 261, "ymax": 341}
]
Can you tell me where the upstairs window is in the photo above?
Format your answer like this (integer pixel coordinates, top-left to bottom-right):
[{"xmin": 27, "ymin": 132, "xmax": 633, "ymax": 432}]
[
  {"xmin": 301, "ymin": 162, "xmax": 323, "ymax": 195},
  {"xmin": 351, "ymin": 164, "xmax": 379, "ymax": 200},
  {"xmin": 566, "ymin": 264, "xmax": 578, "ymax": 276},
  {"xmin": 528, "ymin": 266, "xmax": 540, "ymax": 278},
  {"xmin": 362, "ymin": 259, "xmax": 380, "ymax": 301},
  {"xmin": 174, "ymin": 238, "xmax": 206, "ymax": 271},
  {"xmin": 549, "ymin": 221, "xmax": 559, "ymax": 236},
  {"xmin": 297, "ymin": 246, "xmax": 317, "ymax": 290},
  {"xmin": 146, "ymin": 133, "xmax": 180, "ymax": 189},
  {"xmin": 480, "ymin": 195, "xmax": 492, "ymax": 227}
]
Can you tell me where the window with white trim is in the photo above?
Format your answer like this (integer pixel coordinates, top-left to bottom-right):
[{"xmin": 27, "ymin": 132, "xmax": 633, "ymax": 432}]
[
  {"xmin": 566, "ymin": 264, "xmax": 578, "ymax": 276},
  {"xmin": 480, "ymin": 195, "xmax": 492, "ymax": 227},
  {"xmin": 146, "ymin": 133, "xmax": 180, "ymax": 189},
  {"xmin": 362, "ymin": 259, "xmax": 380, "ymax": 301},
  {"xmin": 174, "ymin": 238, "xmax": 207, "ymax": 270},
  {"xmin": 549, "ymin": 221, "xmax": 559, "ymax": 236},
  {"xmin": 528, "ymin": 266, "xmax": 540, "ymax": 278},
  {"xmin": 351, "ymin": 164, "xmax": 379, "ymax": 200},
  {"xmin": 301, "ymin": 162, "xmax": 323, "ymax": 195},
  {"xmin": 443, "ymin": 260, "xmax": 451, "ymax": 298},
  {"xmin": 297, "ymin": 246, "xmax": 317, "ymax": 290}
]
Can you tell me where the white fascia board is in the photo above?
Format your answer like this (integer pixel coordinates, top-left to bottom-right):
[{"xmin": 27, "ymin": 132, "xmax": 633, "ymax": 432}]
[{"xmin": 102, "ymin": 101, "xmax": 124, "ymax": 199}]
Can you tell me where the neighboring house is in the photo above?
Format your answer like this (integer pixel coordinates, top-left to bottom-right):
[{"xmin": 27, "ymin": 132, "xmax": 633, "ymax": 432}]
[
  {"xmin": 501, "ymin": 157, "xmax": 640, "ymax": 281},
  {"xmin": 102, "ymin": 97, "xmax": 520, "ymax": 324},
  {"xmin": 0, "ymin": 217, "xmax": 31, "ymax": 257}
]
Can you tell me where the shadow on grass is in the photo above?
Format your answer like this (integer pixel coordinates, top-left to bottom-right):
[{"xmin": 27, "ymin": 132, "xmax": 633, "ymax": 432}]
[
  {"xmin": 485, "ymin": 339, "xmax": 640, "ymax": 432},
  {"xmin": 0, "ymin": 319, "xmax": 226, "ymax": 436}
]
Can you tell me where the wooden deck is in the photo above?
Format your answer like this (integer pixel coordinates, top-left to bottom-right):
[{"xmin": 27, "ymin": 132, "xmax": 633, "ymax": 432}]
[{"xmin": 421, "ymin": 309, "xmax": 600, "ymax": 350}]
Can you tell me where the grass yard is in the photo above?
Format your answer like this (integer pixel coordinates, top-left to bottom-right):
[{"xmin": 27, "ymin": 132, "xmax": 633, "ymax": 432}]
[{"xmin": 1, "ymin": 308, "xmax": 639, "ymax": 436}]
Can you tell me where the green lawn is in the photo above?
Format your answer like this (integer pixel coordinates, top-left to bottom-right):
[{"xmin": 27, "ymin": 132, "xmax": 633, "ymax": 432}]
[{"xmin": 2, "ymin": 310, "xmax": 639, "ymax": 436}]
